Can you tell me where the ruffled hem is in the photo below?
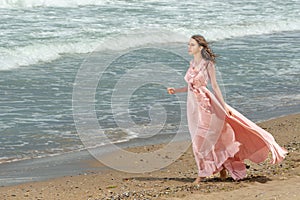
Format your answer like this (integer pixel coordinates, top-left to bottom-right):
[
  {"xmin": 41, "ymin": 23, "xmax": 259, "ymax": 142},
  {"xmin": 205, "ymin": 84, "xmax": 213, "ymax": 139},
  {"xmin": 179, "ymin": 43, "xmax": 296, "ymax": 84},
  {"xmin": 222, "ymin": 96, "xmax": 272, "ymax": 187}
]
[{"xmin": 193, "ymin": 141, "xmax": 241, "ymax": 178}]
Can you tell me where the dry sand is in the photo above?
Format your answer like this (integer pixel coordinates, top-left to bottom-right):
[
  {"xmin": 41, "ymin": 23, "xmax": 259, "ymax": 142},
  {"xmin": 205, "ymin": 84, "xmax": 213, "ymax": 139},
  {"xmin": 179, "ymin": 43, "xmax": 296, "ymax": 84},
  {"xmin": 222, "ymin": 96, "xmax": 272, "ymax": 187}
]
[{"xmin": 0, "ymin": 113, "xmax": 299, "ymax": 200}]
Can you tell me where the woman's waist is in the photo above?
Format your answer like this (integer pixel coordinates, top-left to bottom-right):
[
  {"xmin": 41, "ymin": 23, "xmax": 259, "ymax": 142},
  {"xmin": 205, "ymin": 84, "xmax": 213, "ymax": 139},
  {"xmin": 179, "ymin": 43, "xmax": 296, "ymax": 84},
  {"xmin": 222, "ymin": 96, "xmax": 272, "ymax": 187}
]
[{"xmin": 189, "ymin": 84, "xmax": 208, "ymax": 92}]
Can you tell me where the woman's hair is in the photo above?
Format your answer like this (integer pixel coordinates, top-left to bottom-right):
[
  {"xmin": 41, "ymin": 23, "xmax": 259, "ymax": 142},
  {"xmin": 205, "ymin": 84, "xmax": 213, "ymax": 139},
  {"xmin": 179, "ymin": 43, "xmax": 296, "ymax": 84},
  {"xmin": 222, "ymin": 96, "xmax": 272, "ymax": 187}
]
[{"xmin": 191, "ymin": 35, "xmax": 216, "ymax": 63}]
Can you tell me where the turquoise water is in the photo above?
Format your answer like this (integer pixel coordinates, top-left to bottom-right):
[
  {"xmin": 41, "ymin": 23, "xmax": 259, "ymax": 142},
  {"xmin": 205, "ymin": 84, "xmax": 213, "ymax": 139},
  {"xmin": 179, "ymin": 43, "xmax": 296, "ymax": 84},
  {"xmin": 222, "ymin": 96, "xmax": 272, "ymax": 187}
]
[{"xmin": 0, "ymin": 0, "xmax": 299, "ymax": 163}]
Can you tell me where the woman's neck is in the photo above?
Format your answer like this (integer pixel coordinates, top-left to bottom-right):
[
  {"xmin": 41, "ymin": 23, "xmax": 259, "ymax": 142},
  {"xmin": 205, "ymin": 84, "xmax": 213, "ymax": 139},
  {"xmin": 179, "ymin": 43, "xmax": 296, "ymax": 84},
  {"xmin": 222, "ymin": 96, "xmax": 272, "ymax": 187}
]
[{"xmin": 193, "ymin": 53, "xmax": 203, "ymax": 65}]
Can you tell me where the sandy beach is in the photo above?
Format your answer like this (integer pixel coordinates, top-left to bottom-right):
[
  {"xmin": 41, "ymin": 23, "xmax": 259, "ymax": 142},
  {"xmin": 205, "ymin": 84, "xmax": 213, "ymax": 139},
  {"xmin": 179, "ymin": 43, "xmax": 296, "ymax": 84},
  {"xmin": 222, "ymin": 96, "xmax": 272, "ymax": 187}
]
[{"xmin": 0, "ymin": 113, "xmax": 299, "ymax": 200}]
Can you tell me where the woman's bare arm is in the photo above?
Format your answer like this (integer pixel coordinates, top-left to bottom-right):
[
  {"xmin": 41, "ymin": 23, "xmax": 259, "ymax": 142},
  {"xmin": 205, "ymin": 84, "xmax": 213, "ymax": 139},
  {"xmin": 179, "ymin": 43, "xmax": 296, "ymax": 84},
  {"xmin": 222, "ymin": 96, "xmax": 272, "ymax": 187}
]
[
  {"xmin": 167, "ymin": 86, "xmax": 188, "ymax": 94},
  {"xmin": 207, "ymin": 62, "xmax": 232, "ymax": 115}
]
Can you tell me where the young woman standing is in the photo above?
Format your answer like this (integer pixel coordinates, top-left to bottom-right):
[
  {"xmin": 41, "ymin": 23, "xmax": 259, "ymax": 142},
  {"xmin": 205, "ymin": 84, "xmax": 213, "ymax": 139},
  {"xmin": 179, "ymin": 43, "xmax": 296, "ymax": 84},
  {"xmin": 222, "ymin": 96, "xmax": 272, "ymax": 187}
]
[{"xmin": 168, "ymin": 35, "xmax": 288, "ymax": 184}]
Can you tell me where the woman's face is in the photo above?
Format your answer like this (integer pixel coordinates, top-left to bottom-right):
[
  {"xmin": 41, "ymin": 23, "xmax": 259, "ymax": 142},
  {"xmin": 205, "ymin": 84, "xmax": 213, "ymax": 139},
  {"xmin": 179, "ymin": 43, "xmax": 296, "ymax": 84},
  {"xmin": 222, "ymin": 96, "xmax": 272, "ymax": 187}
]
[{"xmin": 188, "ymin": 38, "xmax": 202, "ymax": 55}]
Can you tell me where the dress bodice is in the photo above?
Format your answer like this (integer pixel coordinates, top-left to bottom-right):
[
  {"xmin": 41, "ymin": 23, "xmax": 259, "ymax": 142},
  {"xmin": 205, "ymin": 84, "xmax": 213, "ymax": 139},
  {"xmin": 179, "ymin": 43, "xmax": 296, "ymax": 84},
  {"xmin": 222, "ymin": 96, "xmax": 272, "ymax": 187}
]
[
  {"xmin": 184, "ymin": 59, "xmax": 210, "ymax": 90},
  {"xmin": 185, "ymin": 59, "xmax": 212, "ymax": 113}
]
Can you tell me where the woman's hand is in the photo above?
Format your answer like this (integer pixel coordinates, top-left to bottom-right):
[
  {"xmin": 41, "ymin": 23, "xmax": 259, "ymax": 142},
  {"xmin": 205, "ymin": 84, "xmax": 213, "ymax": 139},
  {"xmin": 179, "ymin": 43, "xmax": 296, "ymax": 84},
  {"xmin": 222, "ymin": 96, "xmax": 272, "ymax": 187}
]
[
  {"xmin": 167, "ymin": 87, "xmax": 175, "ymax": 94},
  {"xmin": 192, "ymin": 79, "xmax": 202, "ymax": 89}
]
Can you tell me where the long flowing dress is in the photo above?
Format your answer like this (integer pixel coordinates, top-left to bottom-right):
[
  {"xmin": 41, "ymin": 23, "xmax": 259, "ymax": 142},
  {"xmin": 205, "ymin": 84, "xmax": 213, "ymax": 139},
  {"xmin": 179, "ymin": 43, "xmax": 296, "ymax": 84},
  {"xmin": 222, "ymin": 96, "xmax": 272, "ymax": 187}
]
[{"xmin": 184, "ymin": 59, "xmax": 288, "ymax": 180}]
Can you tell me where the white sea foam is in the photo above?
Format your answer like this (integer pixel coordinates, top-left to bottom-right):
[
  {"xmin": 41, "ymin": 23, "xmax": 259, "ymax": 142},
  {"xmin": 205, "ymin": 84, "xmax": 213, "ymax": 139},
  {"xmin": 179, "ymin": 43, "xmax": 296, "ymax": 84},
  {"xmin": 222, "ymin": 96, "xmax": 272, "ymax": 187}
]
[
  {"xmin": 0, "ymin": 30, "xmax": 187, "ymax": 70},
  {"xmin": 202, "ymin": 19, "xmax": 300, "ymax": 42},
  {"xmin": 0, "ymin": 0, "xmax": 175, "ymax": 8},
  {"xmin": 1, "ymin": 0, "xmax": 299, "ymax": 71},
  {"xmin": 0, "ymin": 0, "xmax": 110, "ymax": 8},
  {"xmin": 1, "ymin": 18, "xmax": 300, "ymax": 71},
  {"xmin": 0, "ymin": 41, "xmax": 93, "ymax": 70}
]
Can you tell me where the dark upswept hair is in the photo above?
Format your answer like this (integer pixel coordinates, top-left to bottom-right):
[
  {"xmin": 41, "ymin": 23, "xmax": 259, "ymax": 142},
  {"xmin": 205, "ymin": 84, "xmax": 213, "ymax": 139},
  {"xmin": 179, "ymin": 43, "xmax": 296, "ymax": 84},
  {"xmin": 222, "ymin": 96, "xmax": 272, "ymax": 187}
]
[{"xmin": 191, "ymin": 34, "xmax": 217, "ymax": 63}]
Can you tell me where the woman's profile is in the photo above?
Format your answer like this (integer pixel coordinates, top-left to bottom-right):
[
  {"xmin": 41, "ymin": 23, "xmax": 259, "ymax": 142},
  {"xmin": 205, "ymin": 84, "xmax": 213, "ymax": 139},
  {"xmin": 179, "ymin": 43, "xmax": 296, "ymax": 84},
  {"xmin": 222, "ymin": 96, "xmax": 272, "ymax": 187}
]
[{"xmin": 167, "ymin": 35, "xmax": 288, "ymax": 184}]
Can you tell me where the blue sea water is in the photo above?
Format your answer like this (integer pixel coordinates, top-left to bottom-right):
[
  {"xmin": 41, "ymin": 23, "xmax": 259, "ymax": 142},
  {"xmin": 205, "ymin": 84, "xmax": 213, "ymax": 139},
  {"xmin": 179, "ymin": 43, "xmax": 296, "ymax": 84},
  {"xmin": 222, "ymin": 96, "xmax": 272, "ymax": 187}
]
[{"xmin": 0, "ymin": 0, "xmax": 299, "ymax": 164}]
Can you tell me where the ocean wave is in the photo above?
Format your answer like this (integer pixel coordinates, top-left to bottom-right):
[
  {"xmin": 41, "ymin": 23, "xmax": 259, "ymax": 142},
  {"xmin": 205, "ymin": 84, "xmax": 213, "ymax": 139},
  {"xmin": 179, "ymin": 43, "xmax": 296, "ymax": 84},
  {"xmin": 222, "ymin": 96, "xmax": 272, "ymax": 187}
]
[
  {"xmin": 0, "ymin": 41, "xmax": 96, "ymax": 70},
  {"xmin": 0, "ymin": 30, "xmax": 187, "ymax": 70},
  {"xmin": 194, "ymin": 19, "xmax": 300, "ymax": 42},
  {"xmin": 0, "ymin": 0, "xmax": 111, "ymax": 8},
  {"xmin": 1, "ymin": 19, "xmax": 299, "ymax": 71},
  {"xmin": 0, "ymin": 0, "xmax": 172, "ymax": 8}
]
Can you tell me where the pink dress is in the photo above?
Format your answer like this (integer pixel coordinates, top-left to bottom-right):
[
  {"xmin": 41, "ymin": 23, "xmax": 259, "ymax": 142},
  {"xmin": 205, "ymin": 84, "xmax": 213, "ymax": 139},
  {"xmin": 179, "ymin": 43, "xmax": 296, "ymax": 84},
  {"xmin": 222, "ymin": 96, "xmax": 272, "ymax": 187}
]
[{"xmin": 184, "ymin": 59, "xmax": 288, "ymax": 180}]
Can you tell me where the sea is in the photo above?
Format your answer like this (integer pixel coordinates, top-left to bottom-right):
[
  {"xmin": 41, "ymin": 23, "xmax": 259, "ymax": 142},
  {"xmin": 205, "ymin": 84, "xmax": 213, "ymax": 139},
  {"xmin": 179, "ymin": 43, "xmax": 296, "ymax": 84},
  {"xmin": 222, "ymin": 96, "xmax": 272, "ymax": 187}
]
[{"xmin": 0, "ymin": 0, "xmax": 299, "ymax": 167}]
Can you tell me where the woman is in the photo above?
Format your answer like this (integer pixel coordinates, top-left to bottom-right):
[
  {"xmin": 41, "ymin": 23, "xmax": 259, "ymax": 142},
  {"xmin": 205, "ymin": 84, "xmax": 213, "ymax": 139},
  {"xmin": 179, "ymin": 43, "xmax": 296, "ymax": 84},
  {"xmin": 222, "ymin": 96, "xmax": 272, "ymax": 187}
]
[{"xmin": 167, "ymin": 35, "xmax": 288, "ymax": 184}]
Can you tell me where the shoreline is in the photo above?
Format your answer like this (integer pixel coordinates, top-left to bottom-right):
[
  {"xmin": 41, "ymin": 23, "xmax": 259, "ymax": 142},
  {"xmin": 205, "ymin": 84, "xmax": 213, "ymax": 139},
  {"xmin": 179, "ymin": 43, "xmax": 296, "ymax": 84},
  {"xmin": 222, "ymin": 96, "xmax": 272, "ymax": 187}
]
[
  {"xmin": 0, "ymin": 111, "xmax": 297, "ymax": 186},
  {"xmin": 1, "ymin": 110, "xmax": 298, "ymax": 167},
  {"xmin": 0, "ymin": 130, "xmax": 190, "ymax": 187},
  {"xmin": 0, "ymin": 113, "xmax": 299, "ymax": 199}
]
